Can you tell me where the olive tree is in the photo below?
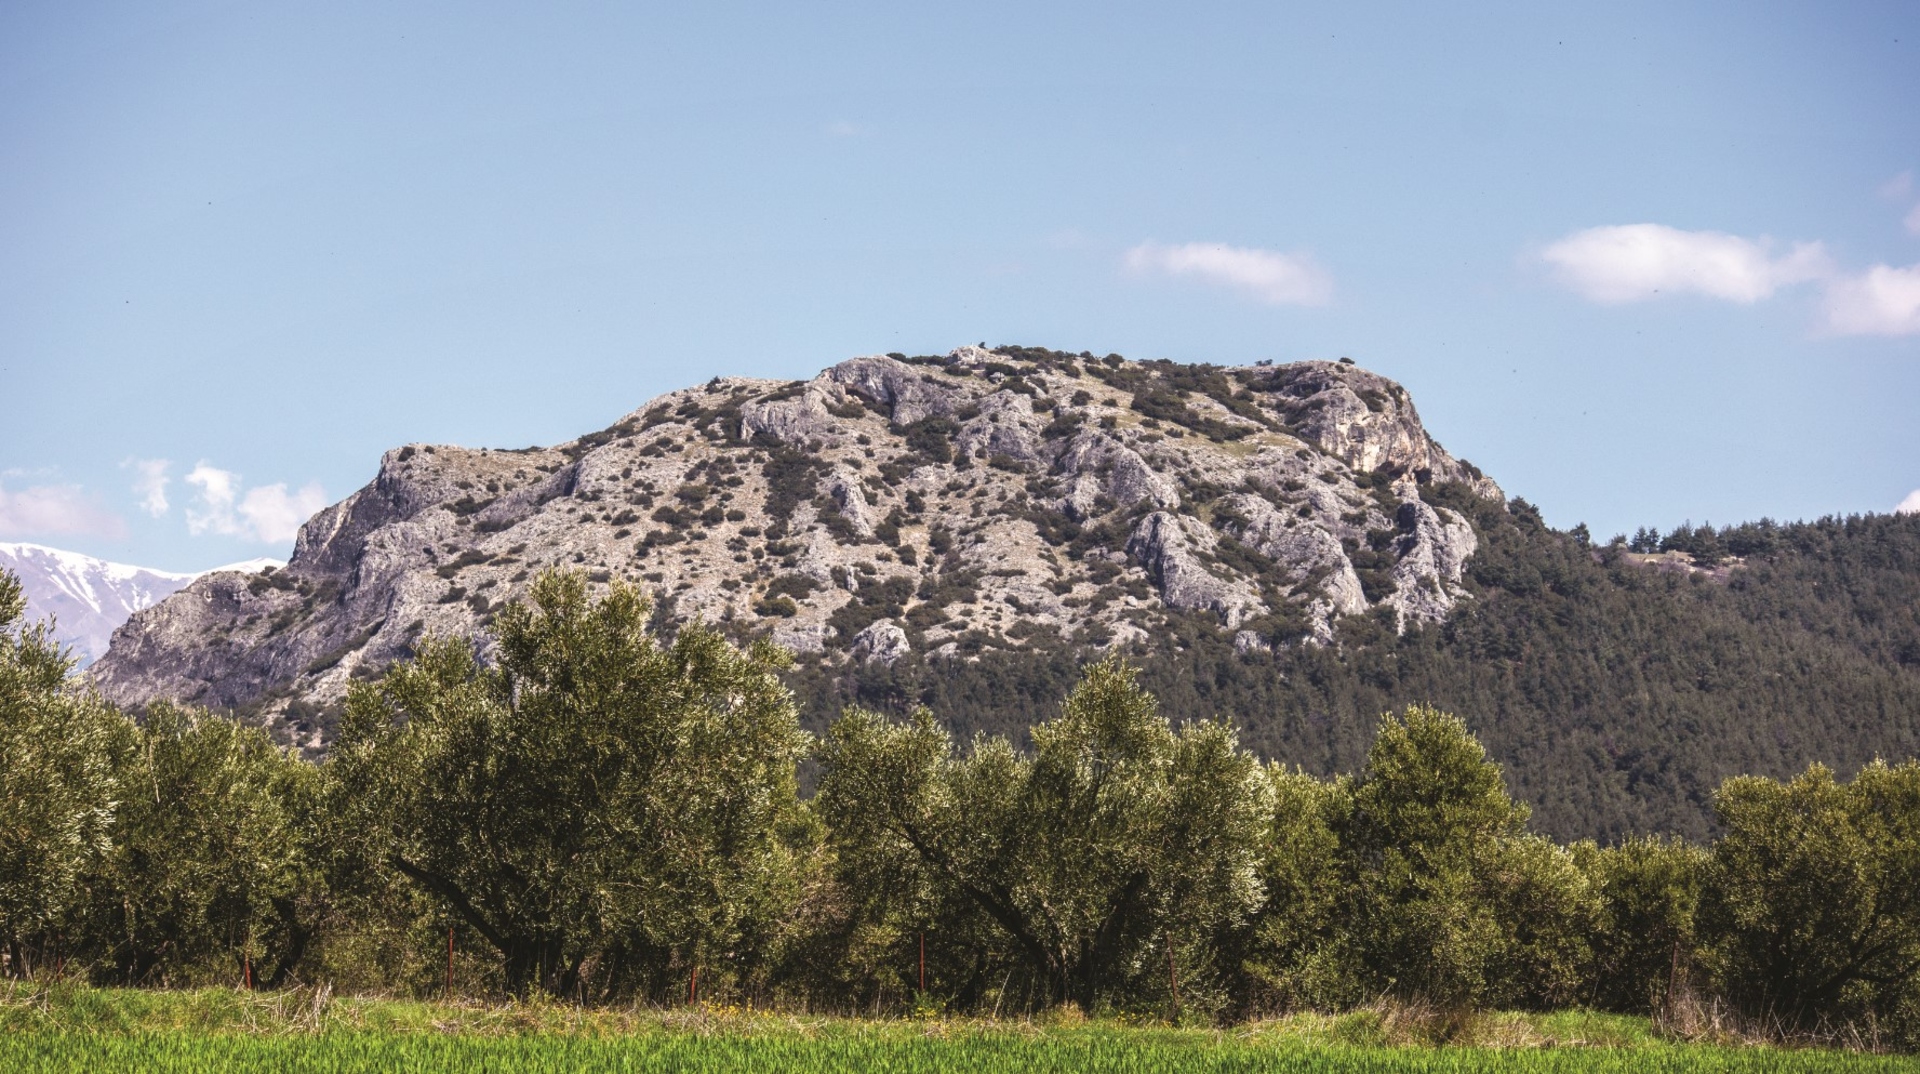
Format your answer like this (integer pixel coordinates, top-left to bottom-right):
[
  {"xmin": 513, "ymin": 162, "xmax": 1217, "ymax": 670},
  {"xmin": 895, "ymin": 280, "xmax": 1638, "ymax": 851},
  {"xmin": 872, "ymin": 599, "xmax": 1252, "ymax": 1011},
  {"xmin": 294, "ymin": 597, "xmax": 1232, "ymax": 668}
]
[
  {"xmin": 1575, "ymin": 835, "xmax": 1708, "ymax": 1012},
  {"xmin": 818, "ymin": 657, "xmax": 1271, "ymax": 1014},
  {"xmin": 330, "ymin": 569, "xmax": 809, "ymax": 998},
  {"xmin": 1340, "ymin": 705, "xmax": 1593, "ymax": 1008},
  {"xmin": 0, "ymin": 569, "xmax": 124, "ymax": 977},
  {"xmin": 85, "ymin": 702, "xmax": 318, "ymax": 987},
  {"xmin": 1235, "ymin": 766, "xmax": 1356, "ymax": 1011},
  {"xmin": 1702, "ymin": 761, "xmax": 1920, "ymax": 1034}
]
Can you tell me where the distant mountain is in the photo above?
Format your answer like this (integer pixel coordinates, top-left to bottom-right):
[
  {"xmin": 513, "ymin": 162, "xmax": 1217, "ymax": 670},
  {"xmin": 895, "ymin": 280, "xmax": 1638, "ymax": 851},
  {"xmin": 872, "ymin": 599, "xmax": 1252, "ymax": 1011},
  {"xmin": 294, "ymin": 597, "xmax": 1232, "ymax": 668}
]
[{"xmin": 0, "ymin": 543, "xmax": 280, "ymax": 666}]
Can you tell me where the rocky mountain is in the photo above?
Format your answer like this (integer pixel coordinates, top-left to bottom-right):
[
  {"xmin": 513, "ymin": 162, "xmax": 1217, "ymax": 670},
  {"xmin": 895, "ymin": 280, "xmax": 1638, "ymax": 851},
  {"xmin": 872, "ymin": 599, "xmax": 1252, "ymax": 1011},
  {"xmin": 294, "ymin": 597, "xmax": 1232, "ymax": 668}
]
[
  {"xmin": 92, "ymin": 346, "xmax": 1499, "ymax": 748},
  {"xmin": 0, "ymin": 542, "xmax": 279, "ymax": 666},
  {"xmin": 76, "ymin": 345, "xmax": 1920, "ymax": 841}
]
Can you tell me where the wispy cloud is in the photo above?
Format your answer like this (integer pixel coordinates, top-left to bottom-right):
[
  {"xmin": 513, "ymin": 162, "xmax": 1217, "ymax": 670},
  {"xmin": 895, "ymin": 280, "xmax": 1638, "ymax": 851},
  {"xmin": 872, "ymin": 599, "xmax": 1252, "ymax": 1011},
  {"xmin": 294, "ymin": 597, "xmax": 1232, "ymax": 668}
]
[
  {"xmin": 824, "ymin": 120, "xmax": 865, "ymax": 138},
  {"xmin": 1822, "ymin": 263, "xmax": 1920, "ymax": 336},
  {"xmin": 1882, "ymin": 173, "xmax": 1920, "ymax": 235},
  {"xmin": 183, "ymin": 464, "xmax": 240, "ymax": 537},
  {"xmin": 0, "ymin": 482, "xmax": 128, "ymax": 539},
  {"xmin": 1540, "ymin": 224, "xmax": 1830, "ymax": 304},
  {"xmin": 1898, "ymin": 490, "xmax": 1920, "ymax": 516},
  {"xmin": 1125, "ymin": 241, "xmax": 1333, "ymax": 306},
  {"xmin": 123, "ymin": 458, "xmax": 171, "ymax": 517},
  {"xmin": 184, "ymin": 462, "xmax": 326, "ymax": 544}
]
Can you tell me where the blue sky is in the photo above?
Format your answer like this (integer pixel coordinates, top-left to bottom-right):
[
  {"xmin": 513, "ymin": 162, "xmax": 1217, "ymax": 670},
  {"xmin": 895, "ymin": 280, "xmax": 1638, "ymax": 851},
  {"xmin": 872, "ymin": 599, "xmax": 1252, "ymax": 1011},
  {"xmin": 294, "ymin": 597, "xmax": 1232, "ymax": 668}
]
[{"xmin": 2, "ymin": 1, "xmax": 1917, "ymax": 571}]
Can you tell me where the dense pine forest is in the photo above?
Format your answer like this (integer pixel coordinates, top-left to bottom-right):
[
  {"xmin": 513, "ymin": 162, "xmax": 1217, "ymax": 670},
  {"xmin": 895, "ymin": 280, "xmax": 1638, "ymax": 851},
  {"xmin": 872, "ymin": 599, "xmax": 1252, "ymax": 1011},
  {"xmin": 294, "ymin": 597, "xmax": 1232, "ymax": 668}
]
[
  {"xmin": 792, "ymin": 501, "xmax": 1920, "ymax": 842},
  {"xmin": 5, "ymin": 563, "xmax": 1920, "ymax": 1047}
]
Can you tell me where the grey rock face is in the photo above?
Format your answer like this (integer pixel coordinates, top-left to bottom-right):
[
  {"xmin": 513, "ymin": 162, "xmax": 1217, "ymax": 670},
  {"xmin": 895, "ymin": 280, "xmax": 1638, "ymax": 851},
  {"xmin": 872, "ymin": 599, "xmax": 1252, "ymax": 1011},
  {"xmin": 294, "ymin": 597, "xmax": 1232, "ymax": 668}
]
[
  {"xmin": 1218, "ymin": 493, "xmax": 1366, "ymax": 613},
  {"xmin": 824, "ymin": 466, "xmax": 877, "ymax": 539},
  {"xmin": 958, "ymin": 392, "xmax": 1047, "ymax": 468},
  {"xmin": 741, "ymin": 383, "xmax": 846, "ymax": 447},
  {"xmin": 826, "ymin": 356, "xmax": 966, "ymax": 425},
  {"xmin": 1253, "ymin": 362, "xmax": 1503, "ymax": 499},
  {"xmin": 92, "ymin": 346, "xmax": 1503, "ymax": 750},
  {"xmin": 1056, "ymin": 430, "xmax": 1180, "ymax": 518},
  {"xmin": 850, "ymin": 619, "xmax": 911, "ymax": 664},
  {"xmin": 1126, "ymin": 512, "xmax": 1267, "ymax": 628},
  {"xmin": 1381, "ymin": 500, "xmax": 1477, "ymax": 628}
]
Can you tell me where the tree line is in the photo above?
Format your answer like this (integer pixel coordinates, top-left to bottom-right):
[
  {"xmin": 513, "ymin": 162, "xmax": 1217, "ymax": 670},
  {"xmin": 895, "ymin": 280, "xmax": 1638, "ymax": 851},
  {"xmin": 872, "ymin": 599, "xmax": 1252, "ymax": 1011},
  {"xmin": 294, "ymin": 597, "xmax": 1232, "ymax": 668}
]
[
  {"xmin": 790, "ymin": 502, "xmax": 1920, "ymax": 844},
  {"xmin": 3, "ymin": 566, "xmax": 1918, "ymax": 1045}
]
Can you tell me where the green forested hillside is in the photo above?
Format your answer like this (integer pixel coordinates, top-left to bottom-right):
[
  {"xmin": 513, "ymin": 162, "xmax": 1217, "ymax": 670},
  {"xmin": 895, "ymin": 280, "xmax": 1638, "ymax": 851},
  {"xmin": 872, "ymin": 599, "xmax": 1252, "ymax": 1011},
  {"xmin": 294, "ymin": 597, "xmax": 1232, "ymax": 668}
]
[{"xmin": 789, "ymin": 502, "xmax": 1920, "ymax": 842}]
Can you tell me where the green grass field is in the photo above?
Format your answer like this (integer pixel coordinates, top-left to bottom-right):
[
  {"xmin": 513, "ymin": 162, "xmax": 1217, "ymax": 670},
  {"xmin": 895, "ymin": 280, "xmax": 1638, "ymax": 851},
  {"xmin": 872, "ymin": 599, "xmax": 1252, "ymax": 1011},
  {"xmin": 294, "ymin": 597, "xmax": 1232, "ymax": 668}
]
[{"xmin": 1, "ymin": 984, "xmax": 1913, "ymax": 1073}]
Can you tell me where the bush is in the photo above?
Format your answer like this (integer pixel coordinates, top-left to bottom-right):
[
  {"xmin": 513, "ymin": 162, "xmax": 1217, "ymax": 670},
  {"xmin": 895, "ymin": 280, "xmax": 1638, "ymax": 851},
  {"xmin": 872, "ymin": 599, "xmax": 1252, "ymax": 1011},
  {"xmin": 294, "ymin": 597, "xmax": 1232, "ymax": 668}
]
[
  {"xmin": 0, "ymin": 572, "xmax": 124, "ymax": 977},
  {"xmin": 330, "ymin": 570, "xmax": 810, "ymax": 998},
  {"xmin": 1577, "ymin": 836, "xmax": 1707, "ymax": 1012},
  {"xmin": 1701, "ymin": 761, "xmax": 1920, "ymax": 1037},
  {"xmin": 82, "ymin": 703, "xmax": 318, "ymax": 988}
]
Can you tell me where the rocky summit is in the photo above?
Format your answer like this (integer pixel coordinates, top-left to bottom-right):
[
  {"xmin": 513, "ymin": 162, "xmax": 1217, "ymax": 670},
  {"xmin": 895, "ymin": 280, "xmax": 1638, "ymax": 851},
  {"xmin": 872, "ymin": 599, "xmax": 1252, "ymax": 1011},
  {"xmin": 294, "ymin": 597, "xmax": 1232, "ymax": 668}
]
[{"xmin": 93, "ymin": 346, "xmax": 1500, "ymax": 751}]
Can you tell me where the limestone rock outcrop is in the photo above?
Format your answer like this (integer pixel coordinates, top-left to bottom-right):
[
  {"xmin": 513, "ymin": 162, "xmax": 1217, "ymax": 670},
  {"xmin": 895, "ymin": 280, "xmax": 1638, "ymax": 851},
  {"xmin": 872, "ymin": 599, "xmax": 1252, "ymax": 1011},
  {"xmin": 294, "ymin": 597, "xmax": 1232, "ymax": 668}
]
[
  {"xmin": 92, "ymin": 346, "xmax": 1503, "ymax": 752},
  {"xmin": 1126, "ymin": 512, "xmax": 1266, "ymax": 628},
  {"xmin": 850, "ymin": 619, "xmax": 911, "ymax": 664}
]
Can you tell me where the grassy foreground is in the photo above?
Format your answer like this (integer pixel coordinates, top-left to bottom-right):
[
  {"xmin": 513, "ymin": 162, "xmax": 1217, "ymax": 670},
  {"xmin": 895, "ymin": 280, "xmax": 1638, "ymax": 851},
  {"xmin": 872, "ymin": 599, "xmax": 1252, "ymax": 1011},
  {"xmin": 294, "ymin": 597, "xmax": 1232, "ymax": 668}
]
[{"xmin": 1, "ymin": 984, "xmax": 1914, "ymax": 1073}]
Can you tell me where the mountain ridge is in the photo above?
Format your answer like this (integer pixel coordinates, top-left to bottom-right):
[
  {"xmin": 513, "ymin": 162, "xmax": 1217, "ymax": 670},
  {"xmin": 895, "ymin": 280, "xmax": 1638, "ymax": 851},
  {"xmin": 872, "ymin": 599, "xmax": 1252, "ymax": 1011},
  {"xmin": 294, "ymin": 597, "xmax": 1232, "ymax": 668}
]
[{"xmin": 91, "ymin": 346, "xmax": 1497, "ymax": 747}]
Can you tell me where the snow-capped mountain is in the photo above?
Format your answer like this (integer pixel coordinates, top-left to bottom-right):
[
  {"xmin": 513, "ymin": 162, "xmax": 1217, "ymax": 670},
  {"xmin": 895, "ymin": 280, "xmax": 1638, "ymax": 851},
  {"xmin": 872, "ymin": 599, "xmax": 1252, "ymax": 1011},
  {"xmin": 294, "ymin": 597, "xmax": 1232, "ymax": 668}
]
[{"xmin": 0, "ymin": 542, "xmax": 281, "ymax": 666}]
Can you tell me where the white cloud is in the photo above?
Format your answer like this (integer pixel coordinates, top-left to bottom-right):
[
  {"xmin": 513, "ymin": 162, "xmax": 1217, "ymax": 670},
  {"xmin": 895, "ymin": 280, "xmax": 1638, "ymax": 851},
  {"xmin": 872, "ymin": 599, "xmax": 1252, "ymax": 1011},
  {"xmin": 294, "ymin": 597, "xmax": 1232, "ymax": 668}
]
[
  {"xmin": 0, "ymin": 482, "xmax": 127, "ymax": 539},
  {"xmin": 825, "ymin": 120, "xmax": 864, "ymax": 137},
  {"xmin": 184, "ymin": 462, "xmax": 326, "ymax": 544},
  {"xmin": 1898, "ymin": 490, "xmax": 1920, "ymax": 516},
  {"xmin": 1125, "ymin": 241, "xmax": 1333, "ymax": 306},
  {"xmin": 240, "ymin": 483, "xmax": 329, "ymax": 543},
  {"xmin": 1540, "ymin": 224, "xmax": 1831, "ymax": 304},
  {"xmin": 1822, "ymin": 263, "xmax": 1920, "ymax": 336},
  {"xmin": 184, "ymin": 464, "xmax": 239, "ymax": 536},
  {"xmin": 1905, "ymin": 202, "xmax": 1920, "ymax": 237},
  {"xmin": 123, "ymin": 458, "xmax": 171, "ymax": 517}
]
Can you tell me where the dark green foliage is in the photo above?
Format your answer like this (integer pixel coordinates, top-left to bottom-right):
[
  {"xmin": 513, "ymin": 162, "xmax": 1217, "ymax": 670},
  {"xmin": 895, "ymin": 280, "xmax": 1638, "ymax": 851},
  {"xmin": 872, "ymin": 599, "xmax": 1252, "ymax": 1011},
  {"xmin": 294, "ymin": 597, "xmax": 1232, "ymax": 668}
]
[
  {"xmin": 900, "ymin": 417, "xmax": 959, "ymax": 465},
  {"xmin": 766, "ymin": 574, "xmax": 819, "ymax": 601},
  {"xmin": 789, "ymin": 509, "xmax": 1920, "ymax": 843},
  {"xmin": 756, "ymin": 595, "xmax": 800, "ymax": 618},
  {"xmin": 1701, "ymin": 762, "xmax": 1920, "ymax": 1037},
  {"xmin": 661, "ymin": 394, "xmax": 748, "ymax": 443},
  {"xmin": 329, "ymin": 570, "xmax": 810, "ymax": 998},
  {"xmin": 1577, "ymin": 836, "xmax": 1708, "ymax": 1012},
  {"xmin": 828, "ymin": 577, "xmax": 916, "ymax": 644},
  {"xmin": 0, "ymin": 572, "xmax": 124, "ymax": 977},
  {"xmin": 1234, "ymin": 768, "xmax": 1353, "ymax": 1012},
  {"xmin": 874, "ymin": 508, "xmax": 905, "ymax": 546},
  {"xmin": 7, "ymin": 547, "xmax": 1920, "ymax": 1041},
  {"xmin": 434, "ymin": 551, "xmax": 491, "ymax": 579},
  {"xmin": 1112, "ymin": 360, "xmax": 1273, "ymax": 440},
  {"xmin": 81, "ymin": 703, "xmax": 319, "ymax": 988},
  {"xmin": 756, "ymin": 437, "xmax": 828, "ymax": 526},
  {"xmin": 818, "ymin": 500, "xmax": 865, "ymax": 542},
  {"xmin": 1040, "ymin": 412, "xmax": 1083, "ymax": 440},
  {"xmin": 816, "ymin": 659, "xmax": 1269, "ymax": 1015},
  {"xmin": 444, "ymin": 495, "xmax": 494, "ymax": 517},
  {"xmin": 1335, "ymin": 706, "xmax": 1595, "ymax": 1010}
]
